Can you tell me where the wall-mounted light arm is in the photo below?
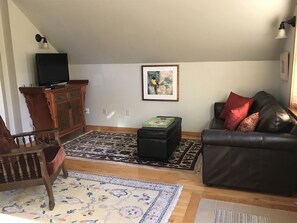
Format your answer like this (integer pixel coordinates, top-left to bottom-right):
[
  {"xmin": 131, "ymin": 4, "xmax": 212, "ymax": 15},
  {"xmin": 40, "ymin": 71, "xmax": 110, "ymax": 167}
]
[
  {"xmin": 35, "ymin": 34, "xmax": 49, "ymax": 49},
  {"xmin": 286, "ymin": 16, "xmax": 296, "ymax": 28},
  {"xmin": 276, "ymin": 16, "xmax": 296, "ymax": 39}
]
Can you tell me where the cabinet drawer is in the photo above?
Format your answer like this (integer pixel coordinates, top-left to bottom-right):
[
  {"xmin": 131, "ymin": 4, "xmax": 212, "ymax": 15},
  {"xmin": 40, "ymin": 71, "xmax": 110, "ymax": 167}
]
[
  {"xmin": 68, "ymin": 89, "xmax": 81, "ymax": 99},
  {"xmin": 53, "ymin": 93, "xmax": 68, "ymax": 103}
]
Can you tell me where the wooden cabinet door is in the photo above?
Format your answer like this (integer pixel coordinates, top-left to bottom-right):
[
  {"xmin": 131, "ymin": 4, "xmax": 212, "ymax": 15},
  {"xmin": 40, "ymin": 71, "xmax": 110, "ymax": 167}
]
[
  {"xmin": 19, "ymin": 81, "xmax": 88, "ymax": 137},
  {"xmin": 70, "ymin": 98, "xmax": 83, "ymax": 128},
  {"xmin": 56, "ymin": 101, "xmax": 71, "ymax": 132}
]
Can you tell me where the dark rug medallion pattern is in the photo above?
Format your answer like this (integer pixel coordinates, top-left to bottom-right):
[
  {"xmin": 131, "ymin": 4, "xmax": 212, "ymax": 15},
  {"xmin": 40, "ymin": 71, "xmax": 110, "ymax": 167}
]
[{"xmin": 63, "ymin": 131, "xmax": 201, "ymax": 171}]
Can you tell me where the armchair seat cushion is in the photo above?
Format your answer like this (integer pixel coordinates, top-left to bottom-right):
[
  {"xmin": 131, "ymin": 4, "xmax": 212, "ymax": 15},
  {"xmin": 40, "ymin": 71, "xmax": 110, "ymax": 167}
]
[{"xmin": 44, "ymin": 146, "xmax": 66, "ymax": 175}]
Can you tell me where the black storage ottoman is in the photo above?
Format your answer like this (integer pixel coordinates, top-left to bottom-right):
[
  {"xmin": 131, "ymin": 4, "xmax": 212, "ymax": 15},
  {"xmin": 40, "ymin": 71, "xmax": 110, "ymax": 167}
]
[{"xmin": 137, "ymin": 117, "xmax": 182, "ymax": 160}]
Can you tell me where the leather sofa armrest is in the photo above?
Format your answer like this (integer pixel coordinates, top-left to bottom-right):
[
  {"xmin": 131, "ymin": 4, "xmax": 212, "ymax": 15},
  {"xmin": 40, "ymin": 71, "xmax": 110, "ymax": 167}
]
[
  {"xmin": 214, "ymin": 102, "xmax": 225, "ymax": 118},
  {"xmin": 201, "ymin": 129, "xmax": 297, "ymax": 151}
]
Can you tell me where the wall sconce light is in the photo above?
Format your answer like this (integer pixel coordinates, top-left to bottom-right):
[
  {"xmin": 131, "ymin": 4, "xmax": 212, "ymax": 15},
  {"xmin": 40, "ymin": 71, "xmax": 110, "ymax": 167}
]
[
  {"xmin": 276, "ymin": 16, "xmax": 296, "ymax": 39},
  {"xmin": 35, "ymin": 34, "xmax": 49, "ymax": 49}
]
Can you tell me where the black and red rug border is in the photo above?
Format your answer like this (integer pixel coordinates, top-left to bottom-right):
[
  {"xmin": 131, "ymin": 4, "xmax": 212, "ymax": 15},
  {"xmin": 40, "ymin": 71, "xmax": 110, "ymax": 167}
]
[{"xmin": 63, "ymin": 131, "xmax": 201, "ymax": 171}]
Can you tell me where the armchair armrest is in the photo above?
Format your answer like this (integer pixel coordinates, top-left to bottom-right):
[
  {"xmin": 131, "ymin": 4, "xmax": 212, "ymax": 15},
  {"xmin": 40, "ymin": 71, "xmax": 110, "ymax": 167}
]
[
  {"xmin": 12, "ymin": 128, "xmax": 59, "ymax": 137},
  {"xmin": 0, "ymin": 145, "xmax": 44, "ymax": 157},
  {"xmin": 201, "ymin": 129, "xmax": 297, "ymax": 151},
  {"xmin": 12, "ymin": 128, "xmax": 61, "ymax": 148}
]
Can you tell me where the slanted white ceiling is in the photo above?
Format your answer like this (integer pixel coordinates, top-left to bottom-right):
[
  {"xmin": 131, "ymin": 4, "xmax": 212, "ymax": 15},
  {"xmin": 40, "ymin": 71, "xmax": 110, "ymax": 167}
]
[{"xmin": 12, "ymin": 0, "xmax": 295, "ymax": 64}]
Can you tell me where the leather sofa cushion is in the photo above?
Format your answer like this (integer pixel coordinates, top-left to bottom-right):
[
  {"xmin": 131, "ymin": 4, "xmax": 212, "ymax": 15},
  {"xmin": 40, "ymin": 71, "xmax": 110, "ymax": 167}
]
[
  {"xmin": 250, "ymin": 91, "xmax": 294, "ymax": 133},
  {"xmin": 290, "ymin": 125, "xmax": 297, "ymax": 135},
  {"xmin": 209, "ymin": 117, "xmax": 224, "ymax": 129}
]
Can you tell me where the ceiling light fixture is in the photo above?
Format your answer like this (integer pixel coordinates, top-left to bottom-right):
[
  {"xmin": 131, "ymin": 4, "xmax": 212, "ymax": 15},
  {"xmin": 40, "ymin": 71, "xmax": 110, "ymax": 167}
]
[
  {"xmin": 35, "ymin": 34, "xmax": 49, "ymax": 49},
  {"xmin": 276, "ymin": 16, "xmax": 296, "ymax": 39}
]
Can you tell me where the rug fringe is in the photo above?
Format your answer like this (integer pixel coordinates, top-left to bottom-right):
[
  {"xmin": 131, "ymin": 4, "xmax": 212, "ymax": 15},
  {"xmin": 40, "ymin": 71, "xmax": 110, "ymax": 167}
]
[
  {"xmin": 62, "ymin": 130, "xmax": 95, "ymax": 145},
  {"xmin": 161, "ymin": 184, "xmax": 183, "ymax": 223},
  {"xmin": 194, "ymin": 154, "xmax": 202, "ymax": 174}
]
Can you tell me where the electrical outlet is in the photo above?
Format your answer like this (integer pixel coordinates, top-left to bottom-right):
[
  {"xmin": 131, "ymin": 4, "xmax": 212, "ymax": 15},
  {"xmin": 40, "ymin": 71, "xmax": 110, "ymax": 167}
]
[
  {"xmin": 85, "ymin": 108, "xmax": 90, "ymax": 114},
  {"xmin": 103, "ymin": 108, "xmax": 107, "ymax": 115}
]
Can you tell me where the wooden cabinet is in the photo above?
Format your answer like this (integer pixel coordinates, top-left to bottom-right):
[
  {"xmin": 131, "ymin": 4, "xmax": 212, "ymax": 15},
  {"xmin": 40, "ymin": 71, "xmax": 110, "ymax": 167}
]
[{"xmin": 19, "ymin": 80, "xmax": 88, "ymax": 137}]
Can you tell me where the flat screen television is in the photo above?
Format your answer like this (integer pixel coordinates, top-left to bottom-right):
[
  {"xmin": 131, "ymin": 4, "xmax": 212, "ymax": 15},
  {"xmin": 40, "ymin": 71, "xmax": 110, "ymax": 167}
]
[{"xmin": 35, "ymin": 53, "xmax": 70, "ymax": 87}]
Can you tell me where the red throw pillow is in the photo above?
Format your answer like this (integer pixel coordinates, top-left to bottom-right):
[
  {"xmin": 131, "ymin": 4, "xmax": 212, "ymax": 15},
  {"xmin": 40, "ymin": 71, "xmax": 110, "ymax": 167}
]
[
  {"xmin": 224, "ymin": 103, "xmax": 249, "ymax": 130},
  {"xmin": 237, "ymin": 112, "xmax": 259, "ymax": 132},
  {"xmin": 219, "ymin": 92, "xmax": 254, "ymax": 120}
]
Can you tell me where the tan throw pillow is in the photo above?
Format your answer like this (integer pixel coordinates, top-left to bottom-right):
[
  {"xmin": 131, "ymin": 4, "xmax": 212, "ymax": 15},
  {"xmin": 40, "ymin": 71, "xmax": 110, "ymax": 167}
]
[{"xmin": 237, "ymin": 112, "xmax": 259, "ymax": 132}]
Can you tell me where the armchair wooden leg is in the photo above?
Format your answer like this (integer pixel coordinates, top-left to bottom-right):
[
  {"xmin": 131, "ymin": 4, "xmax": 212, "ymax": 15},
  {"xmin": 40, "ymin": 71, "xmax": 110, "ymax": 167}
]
[
  {"xmin": 44, "ymin": 180, "xmax": 55, "ymax": 210},
  {"xmin": 49, "ymin": 198, "xmax": 55, "ymax": 211},
  {"xmin": 62, "ymin": 164, "xmax": 68, "ymax": 178}
]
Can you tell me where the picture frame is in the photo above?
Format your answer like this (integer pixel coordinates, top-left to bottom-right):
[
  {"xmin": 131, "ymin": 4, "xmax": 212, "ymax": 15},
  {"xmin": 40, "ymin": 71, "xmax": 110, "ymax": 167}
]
[
  {"xmin": 280, "ymin": 52, "xmax": 289, "ymax": 81},
  {"xmin": 142, "ymin": 65, "xmax": 179, "ymax": 101}
]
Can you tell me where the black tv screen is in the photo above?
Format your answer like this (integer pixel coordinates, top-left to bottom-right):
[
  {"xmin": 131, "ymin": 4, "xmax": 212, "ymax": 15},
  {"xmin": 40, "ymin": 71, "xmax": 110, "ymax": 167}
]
[{"xmin": 35, "ymin": 53, "xmax": 70, "ymax": 86}]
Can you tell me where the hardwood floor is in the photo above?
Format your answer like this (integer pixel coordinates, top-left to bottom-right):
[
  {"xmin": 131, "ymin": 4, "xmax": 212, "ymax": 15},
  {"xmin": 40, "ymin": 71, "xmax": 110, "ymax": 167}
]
[{"xmin": 63, "ymin": 130, "xmax": 297, "ymax": 223}]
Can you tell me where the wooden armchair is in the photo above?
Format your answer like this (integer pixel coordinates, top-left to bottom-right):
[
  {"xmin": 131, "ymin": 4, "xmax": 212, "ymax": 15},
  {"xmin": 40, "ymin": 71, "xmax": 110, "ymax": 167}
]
[{"xmin": 0, "ymin": 116, "xmax": 68, "ymax": 210}]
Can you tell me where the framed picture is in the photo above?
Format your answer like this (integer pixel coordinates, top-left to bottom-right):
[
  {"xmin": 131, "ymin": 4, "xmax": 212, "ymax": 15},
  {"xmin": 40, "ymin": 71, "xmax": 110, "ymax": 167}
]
[
  {"xmin": 280, "ymin": 52, "xmax": 289, "ymax": 81},
  {"xmin": 142, "ymin": 65, "xmax": 179, "ymax": 101}
]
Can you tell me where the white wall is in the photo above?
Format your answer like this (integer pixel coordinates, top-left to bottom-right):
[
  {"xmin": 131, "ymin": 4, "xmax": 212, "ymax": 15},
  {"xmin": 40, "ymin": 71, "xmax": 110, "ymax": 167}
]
[
  {"xmin": 278, "ymin": 4, "xmax": 296, "ymax": 107},
  {"xmin": 5, "ymin": 0, "xmax": 56, "ymax": 133},
  {"xmin": 70, "ymin": 61, "xmax": 279, "ymax": 132},
  {"xmin": 0, "ymin": 55, "xmax": 6, "ymax": 120},
  {"xmin": 0, "ymin": 0, "xmax": 285, "ymax": 133},
  {"xmin": 0, "ymin": 0, "xmax": 16, "ymax": 130},
  {"xmin": 0, "ymin": 7, "xmax": 7, "ymax": 122},
  {"xmin": 278, "ymin": 21, "xmax": 295, "ymax": 107}
]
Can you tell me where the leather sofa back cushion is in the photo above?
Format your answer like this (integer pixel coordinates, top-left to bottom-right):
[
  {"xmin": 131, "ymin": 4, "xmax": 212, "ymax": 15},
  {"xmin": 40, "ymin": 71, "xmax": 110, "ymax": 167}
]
[
  {"xmin": 250, "ymin": 91, "xmax": 293, "ymax": 133},
  {"xmin": 290, "ymin": 125, "xmax": 297, "ymax": 135},
  {"xmin": 0, "ymin": 116, "xmax": 17, "ymax": 154}
]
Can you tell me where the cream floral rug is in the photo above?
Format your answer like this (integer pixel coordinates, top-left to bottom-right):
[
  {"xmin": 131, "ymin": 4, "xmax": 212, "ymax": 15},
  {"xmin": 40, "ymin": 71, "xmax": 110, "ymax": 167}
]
[{"xmin": 0, "ymin": 171, "xmax": 182, "ymax": 223}]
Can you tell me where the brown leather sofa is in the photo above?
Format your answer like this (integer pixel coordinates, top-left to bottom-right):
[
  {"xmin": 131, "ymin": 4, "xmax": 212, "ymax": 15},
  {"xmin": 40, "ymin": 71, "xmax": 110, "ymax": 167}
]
[{"xmin": 201, "ymin": 91, "xmax": 297, "ymax": 196}]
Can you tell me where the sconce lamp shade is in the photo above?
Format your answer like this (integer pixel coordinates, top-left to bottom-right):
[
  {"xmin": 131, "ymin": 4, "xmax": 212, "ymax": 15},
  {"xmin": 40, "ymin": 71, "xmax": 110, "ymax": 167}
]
[
  {"xmin": 275, "ymin": 16, "xmax": 296, "ymax": 39},
  {"xmin": 35, "ymin": 34, "xmax": 49, "ymax": 49},
  {"xmin": 276, "ymin": 27, "xmax": 287, "ymax": 39},
  {"xmin": 42, "ymin": 38, "xmax": 49, "ymax": 49}
]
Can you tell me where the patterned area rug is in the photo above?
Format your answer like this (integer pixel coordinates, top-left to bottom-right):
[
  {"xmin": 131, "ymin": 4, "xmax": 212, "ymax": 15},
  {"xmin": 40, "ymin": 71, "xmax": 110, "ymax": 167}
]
[
  {"xmin": 0, "ymin": 171, "xmax": 182, "ymax": 223},
  {"xmin": 195, "ymin": 199, "xmax": 297, "ymax": 223},
  {"xmin": 63, "ymin": 131, "xmax": 201, "ymax": 171}
]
